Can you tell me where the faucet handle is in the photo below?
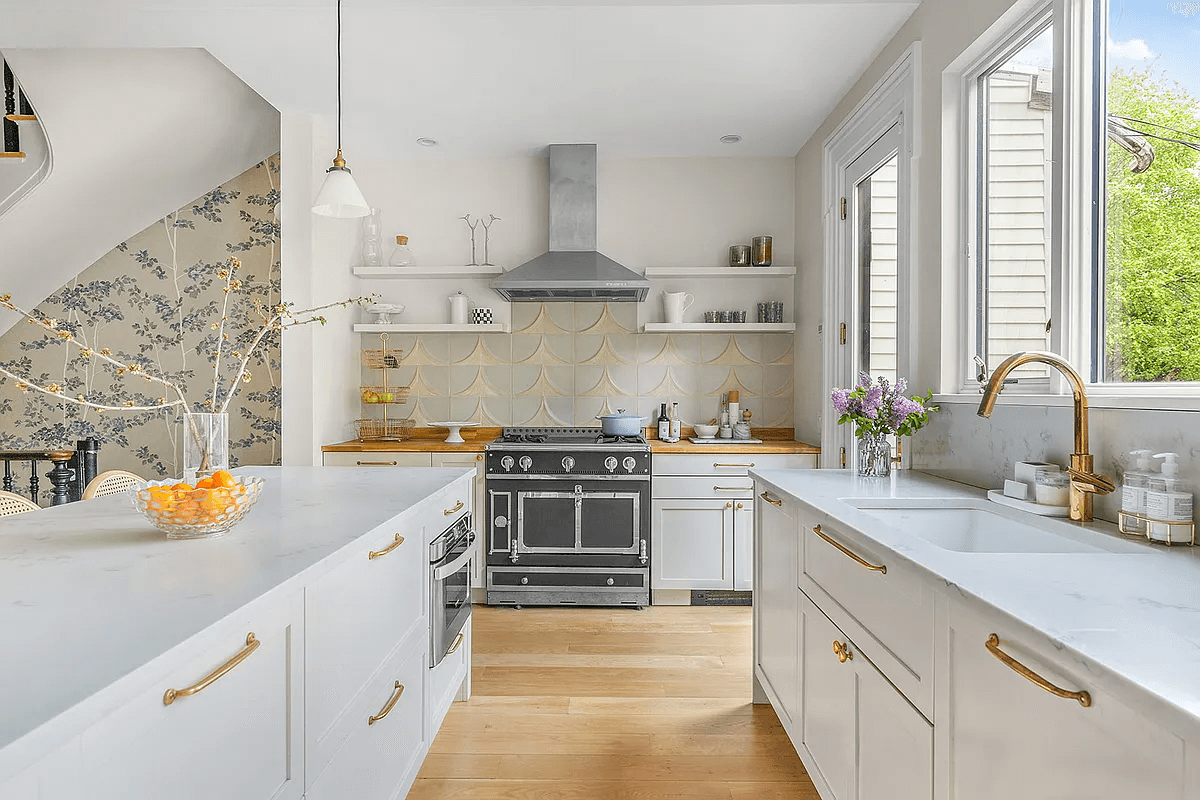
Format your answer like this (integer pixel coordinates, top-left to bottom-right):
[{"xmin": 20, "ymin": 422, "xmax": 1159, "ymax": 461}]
[{"xmin": 1066, "ymin": 468, "xmax": 1116, "ymax": 495}]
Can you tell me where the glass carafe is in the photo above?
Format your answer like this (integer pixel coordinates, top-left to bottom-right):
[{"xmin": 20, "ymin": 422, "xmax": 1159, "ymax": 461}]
[
  {"xmin": 390, "ymin": 235, "xmax": 416, "ymax": 267},
  {"xmin": 361, "ymin": 208, "xmax": 384, "ymax": 266}
]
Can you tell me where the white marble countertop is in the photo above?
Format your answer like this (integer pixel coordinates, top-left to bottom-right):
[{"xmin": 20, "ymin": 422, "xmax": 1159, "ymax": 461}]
[
  {"xmin": 750, "ymin": 468, "xmax": 1200, "ymax": 742},
  {"xmin": 0, "ymin": 465, "xmax": 473, "ymax": 771}
]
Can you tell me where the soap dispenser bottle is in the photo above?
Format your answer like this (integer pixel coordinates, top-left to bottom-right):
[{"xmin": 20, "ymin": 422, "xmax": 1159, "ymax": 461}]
[
  {"xmin": 1121, "ymin": 449, "xmax": 1155, "ymax": 535},
  {"xmin": 1146, "ymin": 453, "xmax": 1194, "ymax": 543}
]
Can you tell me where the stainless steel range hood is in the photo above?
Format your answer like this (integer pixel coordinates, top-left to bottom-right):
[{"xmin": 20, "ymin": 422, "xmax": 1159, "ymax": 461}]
[{"xmin": 492, "ymin": 144, "xmax": 649, "ymax": 303}]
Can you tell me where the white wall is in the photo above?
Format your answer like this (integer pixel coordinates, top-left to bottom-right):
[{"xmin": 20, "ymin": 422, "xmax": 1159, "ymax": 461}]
[
  {"xmin": 791, "ymin": 0, "xmax": 1200, "ymax": 520},
  {"xmin": 285, "ymin": 153, "xmax": 796, "ymax": 457},
  {"xmin": 0, "ymin": 48, "xmax": 279, "ymax": 334}
]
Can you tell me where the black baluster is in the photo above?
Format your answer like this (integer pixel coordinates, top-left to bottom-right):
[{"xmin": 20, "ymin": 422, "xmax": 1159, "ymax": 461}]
[
  {"xmin": 78, "ymin": 438, "xmax": 99, "ymax": 491},
  {"xmin": 48, "ymin": 458, "xmax": 73, "ymax": 506},
  {"xmin": 2, "ymin": 460, "xmax": 12, "ymax": 494},
  {"xmin": 3, "ymin": 61, "xmax": 18, "ymax": 155},
  {"xmin": 28, "ymin": 459, "xmax": 39, "ymax": 503}
]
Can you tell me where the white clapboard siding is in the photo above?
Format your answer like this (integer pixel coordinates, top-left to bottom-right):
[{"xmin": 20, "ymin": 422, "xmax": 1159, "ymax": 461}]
[
  {"xmin": 984, "ymin": 70, "xmax": 1051, "ymax": 376},
  {"xmin": 869, "ymin": 156, "xmax": 899, "ymax": 383}
]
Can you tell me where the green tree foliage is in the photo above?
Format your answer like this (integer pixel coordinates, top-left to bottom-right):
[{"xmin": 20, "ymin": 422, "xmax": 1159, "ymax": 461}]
[{"xmin": 1106, "ymin": 68, "xmax": 1200, "ymax": 381}]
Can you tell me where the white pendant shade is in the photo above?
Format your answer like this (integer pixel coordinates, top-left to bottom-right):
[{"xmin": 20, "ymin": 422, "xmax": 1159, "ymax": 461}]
[{"xmin": 312, "ymin": 165, "xmax": 370, "ymax": 218}]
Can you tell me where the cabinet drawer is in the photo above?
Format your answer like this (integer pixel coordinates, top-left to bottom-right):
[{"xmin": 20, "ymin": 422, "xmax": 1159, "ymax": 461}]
[
  {"xmin": 800, "ymin": 520, "xmax": 934, "ymax": 717},
  {"xmin": 322, "ymin": 452, "xmax": 433, "ymax": 467},
  {"xmin": 654, "ymin": 475, "xmax": 753, "ymax": 498},
  {"xmin": 306, "ymin": 522, "xmax": 425, "ymax": 772},
  {"xmin": 654, "ymin": 453, "xmax": 815, "ymax": 476},
  {"xmin": 78, "ymin": 596, "xmax": 302, "ymax": 800},
  {"xmin": 307, "ymin": 637, "xmax": 427, "ymax": 800},
  {"xmin": 429, "ymin": 617, "xmax": 471, "ymax": 733}
]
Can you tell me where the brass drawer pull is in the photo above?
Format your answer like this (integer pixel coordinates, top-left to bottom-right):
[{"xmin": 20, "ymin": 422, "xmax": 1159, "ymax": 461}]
[
  {"xmin": 446, "ymin": 632, "xmax": 465, "ymax": 656},
  {"xmin": 476, "ymin": 454, "xmax": 483, "ymax": 462},
  {"xmin": 368, "ymin": 681, "xmax": 405, "ymax": 725},
  {"xmin": 833, "ymin": 640, "xmax": 853, "ymax": 663},
  {"xmin": 986, "ymin": 634, "xmax": 1092, "ymax": 707},
  {"xmin": 760, "ymin": 491, "xmax": 783, "ymax": 507},
  {"xmin": 444, "ymin": 500, "xmax": 465, "ymax": 516},
  {"xmin": 714, "ymin": 486, "xmax": 748, "ymax": 491},
  {"xmin": 813, "ymin": 525, "xmax": 886, "ymax": 574},
  {"xmin": 163, "ymin": 633, "xmax": 260, "ymax": 706},
  {"xmin": 357, "ymin": 460, "xmax": 398, "ymax": 466},
  {"xmin": 715, "ymin": 462, "xmax": 756, "ymax": 468},
  {"xmin": 368, "ymin": 533, "xmax": 405, "ymax": 560}
]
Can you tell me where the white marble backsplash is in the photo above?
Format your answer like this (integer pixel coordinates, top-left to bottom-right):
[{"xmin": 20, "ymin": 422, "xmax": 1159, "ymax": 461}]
[{"xmin": 911, "ymin": 401, "xmax": 1199, "ymax": 523}]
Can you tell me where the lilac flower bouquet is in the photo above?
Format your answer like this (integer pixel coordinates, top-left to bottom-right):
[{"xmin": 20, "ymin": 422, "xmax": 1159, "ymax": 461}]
[{"xmin": 831, "ymin": 374, "xmax": 938, "ymax": 475}]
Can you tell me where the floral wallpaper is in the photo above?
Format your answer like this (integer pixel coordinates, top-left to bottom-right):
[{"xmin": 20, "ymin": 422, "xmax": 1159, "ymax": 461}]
[{"xmin": 0, "ymin": 155, "xmax": 281, "ymax": 489}]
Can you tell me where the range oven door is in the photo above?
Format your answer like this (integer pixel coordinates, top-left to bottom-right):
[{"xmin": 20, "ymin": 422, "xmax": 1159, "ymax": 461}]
[
  {"xmin": 488, "ymin": 479, "xmax": 649, "ymax": 566},
  {"xmin": 430, "ymin": 515, "xmax": 473, "ymax": 667}
]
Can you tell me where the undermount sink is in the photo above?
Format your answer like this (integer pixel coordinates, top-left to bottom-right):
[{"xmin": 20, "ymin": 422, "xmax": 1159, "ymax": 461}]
[{"xmin": 848, "ymin": 504, "xmax": 1145, "ymax": 555}]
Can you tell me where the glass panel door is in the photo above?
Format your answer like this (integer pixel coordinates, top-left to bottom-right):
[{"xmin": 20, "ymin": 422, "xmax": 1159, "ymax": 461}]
[
  {"xmin": 518, "ymin": 491, "xmax": 577, "ymax": 551},
  {"xmin": 579, "ymin": 492, "xmax": 640, "ymax": 552}
]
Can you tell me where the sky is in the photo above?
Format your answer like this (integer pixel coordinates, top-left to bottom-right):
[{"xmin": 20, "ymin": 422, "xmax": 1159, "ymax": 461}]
[{"xmin": 1109, "ymin": 0, "xmax": 1200, "ymax": 99}]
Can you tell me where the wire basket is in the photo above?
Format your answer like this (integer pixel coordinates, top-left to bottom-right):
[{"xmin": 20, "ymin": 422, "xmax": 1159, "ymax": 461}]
[
  {"xmin": 359, "ymin": 385, "xmax": 411, "ymax": 404},
  {"xmin": 354, "ymin": 417, "xmax": 416, "ymax": 442},
  {"xmin": 362, "ymin": 349, "xmax": 404, "ymax": 370}
]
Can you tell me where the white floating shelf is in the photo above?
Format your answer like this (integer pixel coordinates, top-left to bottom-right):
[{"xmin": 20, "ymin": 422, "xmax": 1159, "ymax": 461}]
[
  {"xmin": 353, "ymin": 265, "xmax": 505, "ymax": 279},
  {"xmin": 354, "ymin": 323, "xmax": 509, "ymax": 334},
  {"xmin": 641, "ymin": 323, "xmax": 795, "ymax": 333},
  {"xmin": 642, "ymin": 266, "xmax": 796, "ymax": 278}
]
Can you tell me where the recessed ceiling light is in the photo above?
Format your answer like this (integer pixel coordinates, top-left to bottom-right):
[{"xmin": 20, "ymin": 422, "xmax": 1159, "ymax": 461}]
[
  {"xmin": 416, "ymin": 137, "xmax": 438, "ymax": 147},
  {"xmin": 720, "ymin": 134, "xmax": 743, "ymax": 144}
]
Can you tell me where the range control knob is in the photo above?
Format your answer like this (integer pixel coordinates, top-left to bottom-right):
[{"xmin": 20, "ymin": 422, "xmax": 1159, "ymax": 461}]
[
  {"xmin": 604, "ymin": 456, "xmax": 618, "ymax": 473},
  {"xmin": 520, "ymin": 577, "xmax": 529, "ymax": 585},
  {"xmin": 500, "ymin": 455, "xmax": 515, "ymax": 472},
  {"xmin": 606, "ymin": 577, "xmax": 615, "ymax": 586},
  {"xmin": 562, "ymin": 456, "xmax": 576, "ymax": 472},
  {"xmin": 622, "ymin": 456, "xmax": 637, "ymax": 473},
  {"xmin": 519, "ymin": 456, "xmax": 533, "ymax": 472}
]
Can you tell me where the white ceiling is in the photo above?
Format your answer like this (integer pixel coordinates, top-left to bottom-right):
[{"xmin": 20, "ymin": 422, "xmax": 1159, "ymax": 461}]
[{"xmin": 0, "ymin": 1, "xmax": 920, "ymax": 158}]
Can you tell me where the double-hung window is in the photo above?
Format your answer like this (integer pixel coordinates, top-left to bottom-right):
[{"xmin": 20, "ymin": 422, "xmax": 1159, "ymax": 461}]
[{"xmin": 958, "ymin": 0, "xmax": 1200, "ymax": 398}]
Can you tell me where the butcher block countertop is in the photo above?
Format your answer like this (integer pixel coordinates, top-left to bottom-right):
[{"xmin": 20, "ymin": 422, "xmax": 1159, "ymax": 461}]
[{"xmin": 322, "ymin": 427, "xmax": 819, "ymax": 455}]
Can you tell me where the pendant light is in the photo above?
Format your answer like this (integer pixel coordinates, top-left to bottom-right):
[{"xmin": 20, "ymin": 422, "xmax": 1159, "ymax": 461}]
[{"xmin": 312, "ymin": 0, "xmax": 370, "ymax": 218}]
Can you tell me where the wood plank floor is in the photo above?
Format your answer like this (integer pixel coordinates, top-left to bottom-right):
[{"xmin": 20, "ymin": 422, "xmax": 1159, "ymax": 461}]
[{"xmin": 410, "ymin": 605, "xmax": 819, "ymax": 800}]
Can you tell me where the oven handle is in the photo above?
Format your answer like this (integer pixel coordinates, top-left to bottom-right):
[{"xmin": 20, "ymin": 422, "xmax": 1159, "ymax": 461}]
[{"xmin": 433, "ymin": 535, "xmax": 475, "ymax": 581}]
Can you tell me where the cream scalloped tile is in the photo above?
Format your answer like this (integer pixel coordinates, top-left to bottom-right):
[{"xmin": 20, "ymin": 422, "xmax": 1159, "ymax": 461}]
[
  {"xmin": 514, "ymin": 304, "xmax": 573, "ymax": 334},
  {"xmin": 512, "ymin": 334, "xmax": 573, "ymax": 365},
  {"xmin": 733, "ymin": 366, "xmax": 763, "ymax": 397},
  {"xmin": 764, "ymin": 366, "xmax": 794, "ymax": 398},
  {"xmin": 400, "ymin": 337, "xmax": 449, "ymax": 366},
  {"xmin": 415, "ymin": 397, "xmax": 451, "ymax": 425},
  {"xmin": 514, "ymin": 365, "xmax": 572, "ymax": 397},
  {"xmin": 641, "ymin": 365, "xmax": 697, "ymax": 398},
  {"xmin": 576, "ymin": 335, "xmax": 634, "ymax": 366},
  {"xmin": 448, "ymin": 396, "xmax": 487, "ymax": 425},
  {"xmin": 449, "ymin": 366, "xmax": 511, "ymax": 398},
  {"xmin": 733, "ymin": 335, "xmax": 764, "ymax": 364},
  {"xmin": 698, "ymin": 365, "xmax": 759, "ymax": 398},
  {"xmin": 450, "ymin": 334, "xmax": 511, "ymax": 365},
  {"xmin": 481, "ymin": 397, "xmax": 513, "ymax": 426},
  {"xmin": 576, "ymin": 366, "xmax": 638, "ymax": 397},
  {"xmin": 576, "ymin": 303, "xmax": 635, "ymax": 334},
  {"xmin": 762, "ymin": 335, "xmax": 794, "ymax": 366},
  {"xmin": 639, "ymin": 334, "xmax": 698, "ymax": 365},
  {"xmin": 409, "ymin": 366, "xmax": 448, "ymax": 397},
  {"xmin": 761, "ymin": 397, "xmax": 795, "ymax": 427},
  {"xmin": 704, "ymin": 335, "xmax": 758, "ymax": 366},
  {"xmin": 513, "ymin": 397, "xmax": 571, "ymax": 426}
]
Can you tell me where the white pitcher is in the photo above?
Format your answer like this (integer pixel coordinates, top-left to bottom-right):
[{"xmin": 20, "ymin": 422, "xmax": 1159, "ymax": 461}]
[
  {"xmin": 449, "ymin": 292, "xmax": 471, "ymax": 325},
  {"xmin": 662, "ymin": 291, "xmax": 695, "ymax": 324}
]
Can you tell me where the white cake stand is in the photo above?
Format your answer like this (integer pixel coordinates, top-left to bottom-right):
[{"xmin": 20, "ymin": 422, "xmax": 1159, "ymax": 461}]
[{"xmin": 434, "ymin": 422, "xmax": 477, "ymax": 444}]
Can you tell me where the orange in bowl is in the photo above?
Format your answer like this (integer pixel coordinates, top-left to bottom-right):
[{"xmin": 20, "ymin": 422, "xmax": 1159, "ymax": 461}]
[{"xmin": 132, "ymin": 474, "xmax": 265, "ymax": 539}]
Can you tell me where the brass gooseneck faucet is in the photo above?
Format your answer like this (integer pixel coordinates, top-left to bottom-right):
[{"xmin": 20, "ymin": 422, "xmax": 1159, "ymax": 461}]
[{"xmin": 977, "ymin": 351, "xmax": 1115, "ymax": 523}]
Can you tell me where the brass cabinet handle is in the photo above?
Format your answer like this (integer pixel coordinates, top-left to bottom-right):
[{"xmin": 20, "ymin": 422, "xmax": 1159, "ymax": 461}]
[
  {"xmin": 444, "ymin": 500, "xmax": 465, "ymax": 516},
  {"xmin": 368, "ymin": 681, "xmax": 405, "ymax": 725},
  {"xmin": 446, "ymin": 632, "xmax": 465, "ymax": 656},
  {"xmin": 476, "ymin": 454, "xmax": 483, "ymax": 462},
  {"xmin": 368, "ymin": 533, "xmax": 405, "ymax": 560},
  {"xmin": 715, "ymin": 462, "xmax": 756, "ymax": 468},
  {"xmin": 833, "ymin": 640, "xmax": 853, "ymax": 663},
  {"xmin": 813, "ymin": 524, "xmax": 887, "ymax": 574},
  {"xmin": 357, "ymin": 460, "xmax": 398, "ymax": 466},
  {"xmin": 737, "ymin": 502, "xmax": 744, "ymax": 509},
  {"xmin": 163, "ymin": 633, "xmax": 260, "ymax": 706},
  {"xmin": 726, "ymin": 502, "xmax": 734, "ymax": 509},
  {"xmin": 986, "ymin": 634, "xmax": 1092, "ymax": 707},
  {"xmin": 760, "ymin": 491, "xmax": 783, "ymax": 507},
  {"xmin": 714, "ymin": 486, "xmax": 748, "ymax": 491}
]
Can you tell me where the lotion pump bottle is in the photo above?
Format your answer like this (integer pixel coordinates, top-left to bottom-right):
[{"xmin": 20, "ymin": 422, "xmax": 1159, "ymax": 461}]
[
  {"xmin": 1121, "ymin": 449, "xmax": 1155, "ymax": 535},
  {"xmin": 1146, "ymin": 453, "xmax": 1194, "ymax": 543}
]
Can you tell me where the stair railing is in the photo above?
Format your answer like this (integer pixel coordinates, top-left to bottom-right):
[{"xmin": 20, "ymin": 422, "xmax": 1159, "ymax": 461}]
[
  {"xmin": 0, "ymin": 439, "xmax": 102, "ymax": 506},
  {"xmin": 3, "ymin": 57, "xmax": 34, "ymax": 159}
]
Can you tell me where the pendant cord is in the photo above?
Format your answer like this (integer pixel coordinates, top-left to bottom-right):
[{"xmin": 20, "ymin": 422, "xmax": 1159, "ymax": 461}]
[{"xmin": 336, "ymin": 0, "xmax": 342, "ymax": 153}]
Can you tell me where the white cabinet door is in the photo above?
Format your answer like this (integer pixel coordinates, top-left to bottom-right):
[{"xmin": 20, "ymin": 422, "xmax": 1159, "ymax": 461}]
[
  {"xmin": 733, "ymin": 500, "xmax": 754, "ymax": 591},
  {"xmin": 946, "ymin": 601, "xmax": 1186, "ymax": 800},
  {"xmin": 652, "ymin": 498, "xmax": 734, "ymax": 589},
  {"xmin": 800, "ymin": 590, "xmax": 932, "ymax": 800},
  {"xmin": 753, "ymin": 487, "xmax": 799, "ymax": 725}
]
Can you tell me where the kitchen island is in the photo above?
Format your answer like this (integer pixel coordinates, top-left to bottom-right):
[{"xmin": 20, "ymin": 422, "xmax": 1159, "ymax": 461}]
[
  {"xmin": 0, "ymin": 466, "xmax": 475, "ymax": 800},
  {"xmin": 751, "ymin": 468, "xmax": 1200, "ymax": 800}
]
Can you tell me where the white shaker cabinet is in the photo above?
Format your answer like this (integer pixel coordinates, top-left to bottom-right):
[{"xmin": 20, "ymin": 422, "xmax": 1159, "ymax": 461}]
[
  {"xmin": 799, "ymin": 590, "xmax": 932, "ymax": 800},
  {"xmin": 652, "ymin": 498, "xmax": 736, "ymax": 589},
  {"xmin": 753, "ymin": 486, "xmax": 800, "ymax": 726},
  {"xmin": 944, "ymin": 601, "xmax": 1186, "ymax": 800}
]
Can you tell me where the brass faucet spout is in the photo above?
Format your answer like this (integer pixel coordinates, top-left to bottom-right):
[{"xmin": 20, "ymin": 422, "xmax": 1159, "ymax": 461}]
[{"xmin": 974, "ymin": 351, "xmax": 1107, "ymax": 522}]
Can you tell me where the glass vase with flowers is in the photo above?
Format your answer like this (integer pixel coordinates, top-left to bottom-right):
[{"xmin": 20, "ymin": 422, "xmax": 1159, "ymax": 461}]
[{"xmin": 831, "ymin": 373, "xmax": 938, "ymax": 477}]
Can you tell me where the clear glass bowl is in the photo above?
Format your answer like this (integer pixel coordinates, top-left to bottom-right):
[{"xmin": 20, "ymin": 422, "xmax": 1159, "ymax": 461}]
[{"xmin": 131, "ymin": 476, "xmax": 266, "ymax": 539}]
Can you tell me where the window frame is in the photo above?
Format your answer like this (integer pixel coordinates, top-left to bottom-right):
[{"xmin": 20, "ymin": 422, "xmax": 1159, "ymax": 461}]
[{"xmin": 942, "ymin": 0, "xmax": 1200, "ymax": 409}]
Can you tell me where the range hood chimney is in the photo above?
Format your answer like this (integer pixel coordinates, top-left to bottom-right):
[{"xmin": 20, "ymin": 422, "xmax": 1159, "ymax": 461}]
[{"xmin": 492, "ymin": 144, "xmax": 649, "ymax": 302}]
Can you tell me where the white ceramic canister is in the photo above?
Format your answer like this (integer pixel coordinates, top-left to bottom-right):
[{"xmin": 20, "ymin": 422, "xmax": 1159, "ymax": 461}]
[
  {"xmin": 449, "ymin": 292, "xmax": 471, "ymax": 325},
  {"xmin": 662, "ymin": 291, "xmax": 695, "ymax": 324}
]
